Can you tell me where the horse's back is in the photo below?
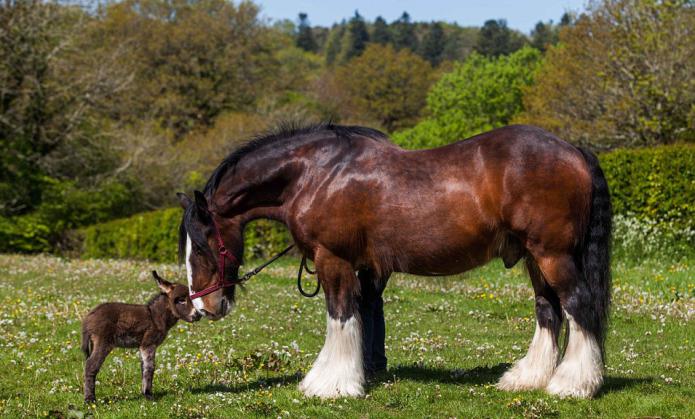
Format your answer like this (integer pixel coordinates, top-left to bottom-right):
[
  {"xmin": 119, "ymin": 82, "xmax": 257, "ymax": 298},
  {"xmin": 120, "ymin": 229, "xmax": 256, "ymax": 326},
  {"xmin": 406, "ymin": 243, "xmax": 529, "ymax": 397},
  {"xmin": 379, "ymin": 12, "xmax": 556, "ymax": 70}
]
[{"xmin": 370, "ymin": 125, "xmax": 592, "ymax": 274}]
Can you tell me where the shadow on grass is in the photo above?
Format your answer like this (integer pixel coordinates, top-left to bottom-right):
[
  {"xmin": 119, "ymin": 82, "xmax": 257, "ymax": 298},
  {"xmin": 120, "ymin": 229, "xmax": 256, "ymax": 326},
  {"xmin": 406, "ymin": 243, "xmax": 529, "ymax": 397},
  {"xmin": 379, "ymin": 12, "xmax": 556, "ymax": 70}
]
[
  {"xmin": 596, "ymin": 376, "xmax": 653, "ymax": 398},
  {"xmin": 367, "ymin": 363, "xmax": 511, "ymax": 390},
  {"xmin": 191, "ymin": 373, "xmax": 302, "ymax": 395},
  {"xmin": 191, "ymin": 366, "xmax": 651, "ymax": 398}
]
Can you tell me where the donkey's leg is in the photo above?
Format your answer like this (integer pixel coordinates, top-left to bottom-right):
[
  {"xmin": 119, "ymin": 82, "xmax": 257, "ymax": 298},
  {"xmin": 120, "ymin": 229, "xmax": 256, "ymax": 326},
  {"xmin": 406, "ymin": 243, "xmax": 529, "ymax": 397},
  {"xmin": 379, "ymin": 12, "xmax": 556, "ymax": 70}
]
[
  {"xmin": 539, "ymin": 255, "xmax": 604, "ymax": 398},
  {"xmin": 139, "ymin": 346, "xmax": 156, "ymax": 399},
  {"xmin": 84, "ymin": 338, "xmax": 112, "ymax": 403},
  {"xmin": 299, "ymin": 248, "xmax": 364, "ymax": 398},
  {"xmin": 358, "ymin": 269, "xmax": 388, "ymax": 377},
  {"xmin": 498, "ymin": 258, "xmax": 562, "ymax": 391}
]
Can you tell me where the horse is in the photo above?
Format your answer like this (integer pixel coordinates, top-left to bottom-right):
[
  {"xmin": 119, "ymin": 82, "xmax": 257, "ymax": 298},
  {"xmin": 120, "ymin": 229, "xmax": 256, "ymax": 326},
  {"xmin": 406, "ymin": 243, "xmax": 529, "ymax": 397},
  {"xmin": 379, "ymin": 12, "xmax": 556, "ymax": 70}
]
[{"xmin": 177, "ymin": 123, "xmax": 612, "ymax": 399}]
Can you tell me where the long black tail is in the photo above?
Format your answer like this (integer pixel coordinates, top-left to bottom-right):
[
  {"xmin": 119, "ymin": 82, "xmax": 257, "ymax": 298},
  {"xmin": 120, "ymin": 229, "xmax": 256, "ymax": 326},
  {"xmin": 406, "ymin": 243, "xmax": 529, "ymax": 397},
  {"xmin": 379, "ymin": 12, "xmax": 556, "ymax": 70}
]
[
  {"xmin": 81, "ymin": 326, "xmax": 92, "ymax": 359},
  {"xmin": 577, "ymin": 147, "xmax": 613, "ymax": 353}
]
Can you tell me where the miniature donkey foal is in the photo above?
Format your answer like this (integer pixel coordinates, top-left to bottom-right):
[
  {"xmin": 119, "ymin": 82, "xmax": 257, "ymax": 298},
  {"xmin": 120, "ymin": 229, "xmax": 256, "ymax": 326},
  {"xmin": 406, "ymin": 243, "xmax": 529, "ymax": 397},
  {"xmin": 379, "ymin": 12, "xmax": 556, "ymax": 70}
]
[{"xmin": 82, "ymin": 271, "xmax": 200, "ymax": 402}]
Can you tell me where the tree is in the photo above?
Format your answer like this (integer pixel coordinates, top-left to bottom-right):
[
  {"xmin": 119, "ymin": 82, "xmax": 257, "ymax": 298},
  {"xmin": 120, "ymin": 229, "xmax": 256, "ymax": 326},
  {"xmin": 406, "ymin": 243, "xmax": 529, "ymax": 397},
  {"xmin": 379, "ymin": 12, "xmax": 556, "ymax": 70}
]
[
  {"xmin": 420, "ymin": 22, "xmax": 446, "ymax": 65},
  {"xmin": 475, "ymin": 19, "xmax": 526, "ymax": 57},
  {"xmin": 391, "ymin": 12, "xmax": 418, "ymax": 51},
  {"xmin": 339, "ymin": 11, "xmax": 370, "ymax": 62},
  {"xmin": 393, "ymin": 47, "xmax": 541, "ymax": 149},
  {"xmin": 336, "ymin": 44, "xmax": 433, "ymax": 131},
  {"xmin": 560, "ymin": 12, "xmax": 575, "ymax": 26},
  {"xmin": 324, "ymin": 23, "xmax": 345, "ymax": 65},
  {"xmin": 296, "ymin": 12, "xmax": 317, "ymax": 52},
  {"xmin": 517, "ymin": 0, "xmax": 695, "ymax": 148},
  {"xmin": 0, "ymin": 1, "xmax": 131, "ymax": 216},
  {"xmin": 92, "ymin": 0, "xmax": 279, "ymax": 139},
  {"xmin": 530, "ymin": 21, "xmax": 557, "ymax": 52},
  {"xmin": 441, "ymin": 24, "xmax": 479, "ymax": 62},
  {"xmin": 372, "ymin": 16, "xmax": 390, "ymax": 44}
]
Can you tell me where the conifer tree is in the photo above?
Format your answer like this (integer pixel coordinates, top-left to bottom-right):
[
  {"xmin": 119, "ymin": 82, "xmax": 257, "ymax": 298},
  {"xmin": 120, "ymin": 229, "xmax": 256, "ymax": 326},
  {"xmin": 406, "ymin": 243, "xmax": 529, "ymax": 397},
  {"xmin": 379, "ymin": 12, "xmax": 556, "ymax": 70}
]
[
  {"xmin": 391, "ymin": 12, "xmax": 418, "ymax": 51},
  {"xmin": 296, "ymin": 12, "xmax": 317, "ymax": 52},
  {"xmin": 372, "ymin": 16, "xmax": 390, "ymax": 44},
  {"xmin": 420, "ymin": 22, "xmax": 445, "ymax": 65}
]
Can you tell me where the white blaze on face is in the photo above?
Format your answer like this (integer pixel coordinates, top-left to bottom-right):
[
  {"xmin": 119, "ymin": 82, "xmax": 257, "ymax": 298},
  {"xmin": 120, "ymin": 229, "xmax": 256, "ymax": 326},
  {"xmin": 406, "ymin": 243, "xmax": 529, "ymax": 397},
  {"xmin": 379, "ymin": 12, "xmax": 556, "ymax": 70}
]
[{"xmin": 186, "ymin": 234, "xmax": 206, "ymax": 313}]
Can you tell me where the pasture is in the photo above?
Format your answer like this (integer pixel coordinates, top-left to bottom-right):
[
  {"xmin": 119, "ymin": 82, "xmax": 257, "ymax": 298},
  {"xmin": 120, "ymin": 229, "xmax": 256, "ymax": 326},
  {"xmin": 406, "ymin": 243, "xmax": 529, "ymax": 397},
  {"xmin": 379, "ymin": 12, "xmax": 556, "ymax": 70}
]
[{"xmin": 0, "ymin": 253, "xmax": 693, "ymax": 418}]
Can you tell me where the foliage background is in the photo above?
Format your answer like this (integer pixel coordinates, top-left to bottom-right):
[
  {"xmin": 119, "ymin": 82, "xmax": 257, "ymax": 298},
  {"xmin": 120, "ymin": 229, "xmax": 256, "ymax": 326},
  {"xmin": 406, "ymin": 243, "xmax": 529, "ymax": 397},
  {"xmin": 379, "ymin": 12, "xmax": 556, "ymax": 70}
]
[{"xmin": 0, "ymin": 0, "xmax": 693, "ymax": 256}]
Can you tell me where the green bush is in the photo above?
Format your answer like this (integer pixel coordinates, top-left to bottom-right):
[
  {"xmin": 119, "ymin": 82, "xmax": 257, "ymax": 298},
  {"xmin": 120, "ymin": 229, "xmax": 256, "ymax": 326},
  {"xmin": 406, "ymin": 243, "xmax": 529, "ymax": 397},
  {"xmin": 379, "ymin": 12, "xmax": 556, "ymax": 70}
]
[
  {"xmin": 80, "ymin": 208, "xmax": 292, "ymax": 263},
  {"xmin": 600, "ymin": 144, "xmax": 695, "ymax": 226},
  {"xmin": 0, "ymin": 177, "xmax": 137, "ymax": 253}
]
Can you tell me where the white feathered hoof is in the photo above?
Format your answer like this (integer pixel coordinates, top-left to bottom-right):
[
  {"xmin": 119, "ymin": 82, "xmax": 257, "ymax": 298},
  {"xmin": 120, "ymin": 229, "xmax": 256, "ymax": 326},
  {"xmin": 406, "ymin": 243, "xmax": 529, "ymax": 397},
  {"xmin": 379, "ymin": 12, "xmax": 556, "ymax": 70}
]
[
  {"xmin": 545, "ymin": 313, "xmax": 603, "ymax": 399},
  {"xmin": 498, "ymin": 322, "xmax": 559, "ymax": 391},
  {"xmin": 545, "ymin": 362, "xmax": 603, "ymax": 399},
  {"xmin": 299, "ymin": 316, "xmax": 365, "ymax": 398},
  {"xmin": 498, "ymin": 360, "xmax": 552, "ymax": 391}
]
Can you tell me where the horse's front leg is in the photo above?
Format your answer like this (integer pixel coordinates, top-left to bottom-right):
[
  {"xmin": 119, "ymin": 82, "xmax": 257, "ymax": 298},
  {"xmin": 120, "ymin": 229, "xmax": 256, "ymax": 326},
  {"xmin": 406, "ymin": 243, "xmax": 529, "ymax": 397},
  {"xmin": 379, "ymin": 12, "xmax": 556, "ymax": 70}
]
[{"xmin": 299, "ymin": 247, "xmax": 364, "ymax": 398}]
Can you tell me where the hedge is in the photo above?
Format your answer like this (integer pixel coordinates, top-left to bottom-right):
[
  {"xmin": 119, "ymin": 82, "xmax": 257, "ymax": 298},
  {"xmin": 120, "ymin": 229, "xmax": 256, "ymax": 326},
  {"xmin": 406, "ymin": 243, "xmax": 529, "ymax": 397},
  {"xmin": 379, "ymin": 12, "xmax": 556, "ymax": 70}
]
[
  {"xmin": 599, "ymin": 143, "xmax": 694, "ymax": 226},
  {"xmin": 80, "ymin": 208, "xmax": 291, "ymax": 263},
  {"xmin": 78, "ymin": 143, "xmax": 694, "ymax": 263}
]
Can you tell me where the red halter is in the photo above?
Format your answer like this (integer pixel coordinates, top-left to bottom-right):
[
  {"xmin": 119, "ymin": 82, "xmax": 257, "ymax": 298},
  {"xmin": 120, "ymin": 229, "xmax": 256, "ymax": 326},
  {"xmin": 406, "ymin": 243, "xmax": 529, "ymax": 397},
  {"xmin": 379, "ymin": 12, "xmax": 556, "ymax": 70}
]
[{"xmin": 189, "ymin": 216, "xmax": 241, "ymax": 300}]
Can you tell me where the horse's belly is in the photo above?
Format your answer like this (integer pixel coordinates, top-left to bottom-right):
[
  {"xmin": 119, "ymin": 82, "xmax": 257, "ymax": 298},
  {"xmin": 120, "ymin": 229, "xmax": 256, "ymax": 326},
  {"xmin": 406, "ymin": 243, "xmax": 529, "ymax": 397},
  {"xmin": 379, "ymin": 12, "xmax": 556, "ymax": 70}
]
[{"xmin": 382, "ymin": 224, "xmax": 499, "ymax": 276}]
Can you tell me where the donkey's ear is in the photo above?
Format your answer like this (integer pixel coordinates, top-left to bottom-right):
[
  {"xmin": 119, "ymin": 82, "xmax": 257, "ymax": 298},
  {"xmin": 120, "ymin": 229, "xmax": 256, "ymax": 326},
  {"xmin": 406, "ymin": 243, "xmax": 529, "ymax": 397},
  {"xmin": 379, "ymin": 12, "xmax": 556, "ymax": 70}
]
[
  {"xmin": 152, "ymin": 270, "xmax": 174, "ymax": 293},
  {"xmin": 193, "ymin": 190, "xmax": 209, "ymax": 213},
  {"xmin": 177, "ymin": 192, "xmax": 192, "ymax": 210}
]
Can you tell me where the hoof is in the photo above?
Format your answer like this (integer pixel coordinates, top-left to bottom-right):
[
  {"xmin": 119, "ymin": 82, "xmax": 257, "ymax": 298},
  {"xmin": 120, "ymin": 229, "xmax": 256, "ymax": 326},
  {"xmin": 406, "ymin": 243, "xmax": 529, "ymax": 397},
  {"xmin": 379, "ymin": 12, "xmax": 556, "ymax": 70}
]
[
  {"xmin": 498, "ymin": 363, "xmax": 551, "ymax": 391},
  {"xmin": 545, "ymin": 363, "xmax": 602, "ymax": 399},
  {"xmin": 298, "ymin": 377, "xmax": 364, "ymax": 399},
  {"xmin": 498, "ymin": 356, "xmax": 556, "ymax": 391}
]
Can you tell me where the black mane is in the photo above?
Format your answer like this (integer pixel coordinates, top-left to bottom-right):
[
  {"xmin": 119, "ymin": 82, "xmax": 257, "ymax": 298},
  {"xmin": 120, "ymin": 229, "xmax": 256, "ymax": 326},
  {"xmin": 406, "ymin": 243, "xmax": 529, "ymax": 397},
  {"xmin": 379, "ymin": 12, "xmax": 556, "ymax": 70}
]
[
  {"xmin": 178, "ymin": 122, "xmax": 389, "ymax": 264},
  {"xmin": 203, "ymin": 121, "xmax": 388, "ymax": 195}
]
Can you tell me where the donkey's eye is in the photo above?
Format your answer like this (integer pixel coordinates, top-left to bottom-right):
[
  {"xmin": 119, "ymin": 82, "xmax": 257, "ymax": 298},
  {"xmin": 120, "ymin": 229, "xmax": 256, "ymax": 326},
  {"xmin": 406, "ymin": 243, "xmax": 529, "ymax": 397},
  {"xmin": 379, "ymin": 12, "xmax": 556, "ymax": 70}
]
[{"xmin": 175, "ymin": 297, "xmax": 186, "ymax": 304}]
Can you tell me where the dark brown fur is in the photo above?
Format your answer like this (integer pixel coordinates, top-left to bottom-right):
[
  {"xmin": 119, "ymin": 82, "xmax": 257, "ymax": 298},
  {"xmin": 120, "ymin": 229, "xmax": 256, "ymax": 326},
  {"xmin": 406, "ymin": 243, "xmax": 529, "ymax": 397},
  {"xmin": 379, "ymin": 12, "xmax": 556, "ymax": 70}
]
[
  {"xmin": 82, "ymin": 272, "xmax": 200, "ymax": 402},
  {"xmin": 178, "ymin": 123, "xmax": 612, "ymax": 397}
]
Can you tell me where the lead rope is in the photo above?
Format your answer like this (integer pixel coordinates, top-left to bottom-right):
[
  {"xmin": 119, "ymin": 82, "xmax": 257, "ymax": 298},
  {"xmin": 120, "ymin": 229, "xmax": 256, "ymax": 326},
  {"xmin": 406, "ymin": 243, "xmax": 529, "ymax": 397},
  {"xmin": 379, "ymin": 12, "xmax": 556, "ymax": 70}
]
[{"xmin": 297, "ymin": 255, "xmax": 320, "ymax": 297}]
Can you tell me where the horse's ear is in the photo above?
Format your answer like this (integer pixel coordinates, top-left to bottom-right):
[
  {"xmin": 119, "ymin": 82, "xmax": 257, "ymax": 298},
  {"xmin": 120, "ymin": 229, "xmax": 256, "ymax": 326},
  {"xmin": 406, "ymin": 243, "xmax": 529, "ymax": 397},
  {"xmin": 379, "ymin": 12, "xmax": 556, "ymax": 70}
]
[
  {"xmin": 177, "ymin": 192, "xmax": 192, "ymax": 210},
  {"xmin": 152, "ymin": 271, "xmax": 173, "ymax": 293},
  {"xmin": 193, "ymin": 190, "xmax": 209, "ymax": 213}
]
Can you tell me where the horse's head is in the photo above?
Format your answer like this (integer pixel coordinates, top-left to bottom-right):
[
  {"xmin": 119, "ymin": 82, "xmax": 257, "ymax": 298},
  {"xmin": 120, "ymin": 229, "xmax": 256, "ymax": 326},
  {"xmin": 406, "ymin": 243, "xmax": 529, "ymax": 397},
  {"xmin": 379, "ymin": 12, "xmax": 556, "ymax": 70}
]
[{"xmin": 177, "ymin": 191, "xmax": 240, "ymax": 320}]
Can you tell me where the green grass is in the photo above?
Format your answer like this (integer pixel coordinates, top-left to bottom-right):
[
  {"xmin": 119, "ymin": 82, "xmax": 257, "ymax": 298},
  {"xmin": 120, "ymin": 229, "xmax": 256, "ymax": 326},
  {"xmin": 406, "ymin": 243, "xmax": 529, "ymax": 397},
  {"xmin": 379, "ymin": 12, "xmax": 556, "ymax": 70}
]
[{"xmin": 0, "ymin": 254, "xmax": 693, "ymax": 418}]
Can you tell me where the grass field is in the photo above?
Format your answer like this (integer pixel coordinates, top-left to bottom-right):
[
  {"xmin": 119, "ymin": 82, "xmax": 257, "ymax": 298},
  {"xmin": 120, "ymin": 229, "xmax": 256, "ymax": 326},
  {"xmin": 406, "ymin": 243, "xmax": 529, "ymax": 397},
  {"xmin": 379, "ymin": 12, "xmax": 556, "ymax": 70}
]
[{"xmin": 0, "ymin": 254, "xmax": 693, "ymax": 418}]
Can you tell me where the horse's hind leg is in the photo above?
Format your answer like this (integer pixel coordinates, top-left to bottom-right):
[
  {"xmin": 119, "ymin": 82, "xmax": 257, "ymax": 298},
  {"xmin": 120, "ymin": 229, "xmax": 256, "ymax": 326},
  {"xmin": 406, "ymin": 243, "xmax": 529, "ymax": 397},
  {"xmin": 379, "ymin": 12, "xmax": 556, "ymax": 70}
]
[
  {"xmin": 498, "ymin": 257, "xmax": 562, "ymax": 391},
  {"xmin": 537, "ymin": 254, "xmax": 604, "ymax": 398},
  {"xmin": 358, "ymin": 269, "xmax": 389, "ymax": 377},
  {"xmin": 299, "ymin": 247, "xmax": 364, "ymax": 398}
]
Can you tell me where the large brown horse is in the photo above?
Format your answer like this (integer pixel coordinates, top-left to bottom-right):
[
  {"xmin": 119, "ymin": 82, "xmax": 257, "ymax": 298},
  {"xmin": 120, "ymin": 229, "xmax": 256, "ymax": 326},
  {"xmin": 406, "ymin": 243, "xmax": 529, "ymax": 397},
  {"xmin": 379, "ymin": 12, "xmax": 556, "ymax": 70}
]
[{"xmin": 178, "ymin": 123, "xmax": 612, "ymax": 399}]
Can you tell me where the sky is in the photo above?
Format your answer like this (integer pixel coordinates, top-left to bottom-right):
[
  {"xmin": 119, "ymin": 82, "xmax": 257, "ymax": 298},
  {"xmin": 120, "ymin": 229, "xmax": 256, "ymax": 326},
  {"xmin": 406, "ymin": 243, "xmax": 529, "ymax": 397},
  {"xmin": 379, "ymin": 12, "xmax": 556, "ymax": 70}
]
[{"xmin": 256, "ymin": 0, "xmax": 588, "ymax": 34}]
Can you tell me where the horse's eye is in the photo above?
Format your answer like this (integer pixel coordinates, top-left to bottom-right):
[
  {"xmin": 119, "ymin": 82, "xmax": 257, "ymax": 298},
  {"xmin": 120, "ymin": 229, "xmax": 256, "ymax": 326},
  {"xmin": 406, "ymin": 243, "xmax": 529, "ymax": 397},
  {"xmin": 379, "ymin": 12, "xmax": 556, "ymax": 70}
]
[{"xmin": 175, "ymin": 297, "xmax": 186, "ymax": 304}]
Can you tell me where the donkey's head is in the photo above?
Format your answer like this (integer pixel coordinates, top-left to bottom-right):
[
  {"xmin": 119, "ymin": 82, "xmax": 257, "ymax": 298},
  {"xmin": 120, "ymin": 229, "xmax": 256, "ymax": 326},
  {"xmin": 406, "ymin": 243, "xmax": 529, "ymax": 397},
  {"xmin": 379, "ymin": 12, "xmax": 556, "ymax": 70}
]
[
  {"xmin": 177, "ymin": 191, "xmax": 240, "ymax": 320},
  {"xmin": 152, "ymin": 271, "xmax": 201, "ymax": 323}
]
